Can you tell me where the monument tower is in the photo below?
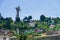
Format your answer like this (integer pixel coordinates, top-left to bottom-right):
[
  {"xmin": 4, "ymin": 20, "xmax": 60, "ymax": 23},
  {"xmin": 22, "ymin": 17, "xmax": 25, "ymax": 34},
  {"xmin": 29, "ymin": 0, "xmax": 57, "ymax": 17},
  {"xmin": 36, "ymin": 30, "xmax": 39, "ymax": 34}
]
[
  {"xmin": 15, "ymin": 6, "xmax": 21, "ymax": 34},
  {"xmin": 15, "ymin": 6, "xmax": 21, "ymax": 22}
]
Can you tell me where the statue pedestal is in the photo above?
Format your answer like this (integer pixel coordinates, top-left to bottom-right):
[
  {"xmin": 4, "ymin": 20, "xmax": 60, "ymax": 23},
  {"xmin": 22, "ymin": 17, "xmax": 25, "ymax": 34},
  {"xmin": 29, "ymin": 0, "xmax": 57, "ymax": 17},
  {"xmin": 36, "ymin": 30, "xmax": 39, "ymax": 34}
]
[{"xmin": 16, "ymin": 28, "xmax": 19, "ymax": 34}]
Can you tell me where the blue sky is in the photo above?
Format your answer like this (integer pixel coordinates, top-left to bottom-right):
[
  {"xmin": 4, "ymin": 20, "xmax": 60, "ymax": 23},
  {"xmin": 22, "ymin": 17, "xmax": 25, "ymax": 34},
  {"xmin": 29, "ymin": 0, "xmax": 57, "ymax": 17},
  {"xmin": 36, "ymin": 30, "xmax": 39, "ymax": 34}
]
[{"xmin": 0, "ymin": 0, "xmax": 60, "ymax": 20}]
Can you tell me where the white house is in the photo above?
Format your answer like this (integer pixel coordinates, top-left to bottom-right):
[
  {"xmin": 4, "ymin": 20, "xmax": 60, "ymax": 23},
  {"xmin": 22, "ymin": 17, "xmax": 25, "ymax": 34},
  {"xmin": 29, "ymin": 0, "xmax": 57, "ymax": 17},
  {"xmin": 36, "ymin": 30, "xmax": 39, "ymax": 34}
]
[
  {"xmin": 49, "ymin": 24, "xmax": 55, "ymax": 28},
  {"xmin": 29, "ymin": 21, "xmax": 36, "ymax": 27}
]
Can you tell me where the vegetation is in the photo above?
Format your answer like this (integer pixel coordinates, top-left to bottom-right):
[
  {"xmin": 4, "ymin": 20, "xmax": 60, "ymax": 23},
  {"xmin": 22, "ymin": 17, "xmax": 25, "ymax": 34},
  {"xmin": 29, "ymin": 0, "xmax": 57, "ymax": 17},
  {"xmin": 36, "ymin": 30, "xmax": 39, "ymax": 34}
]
[
  {"xmin": 0, "ymin": 13, "xmax": 60, "ymax": 40},
  {"xmin": 0, "ymin": 13, "xmax": 60, "ymax": 31}
]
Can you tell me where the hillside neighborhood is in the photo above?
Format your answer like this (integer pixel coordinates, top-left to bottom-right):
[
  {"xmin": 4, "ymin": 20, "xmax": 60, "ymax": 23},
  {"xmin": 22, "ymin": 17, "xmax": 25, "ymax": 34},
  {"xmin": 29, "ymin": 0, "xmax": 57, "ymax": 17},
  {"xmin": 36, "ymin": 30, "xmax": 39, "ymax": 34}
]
[{"xmin": 0, "ymin": 6, "xmax": 60, "ymax": 40}]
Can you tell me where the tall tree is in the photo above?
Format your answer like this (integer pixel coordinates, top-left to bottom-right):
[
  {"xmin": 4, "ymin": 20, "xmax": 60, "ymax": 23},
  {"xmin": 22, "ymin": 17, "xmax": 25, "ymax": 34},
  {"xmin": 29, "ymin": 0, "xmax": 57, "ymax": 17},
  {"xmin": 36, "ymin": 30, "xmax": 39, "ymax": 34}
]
[
  {"xmin": 23, "ymin": 16, "xmax": 32, "ymax": 22},
  {"xmin": 0, "ymin": 13, "xmax": 5, "ymax": 29},
  {"xmin": 28, "ymin": 15, "xmax": 32, "ymax": 22},
  {"xmin": 23, "ymin": 16, "xmax": 28, "ymax": 22},
  {"xmin": 40, "ymin": 15, "xmax": 46, "ymax": 22},
  {"xmin": 28, "ymin": 16, "xmax": 32, "ymax": 20}
]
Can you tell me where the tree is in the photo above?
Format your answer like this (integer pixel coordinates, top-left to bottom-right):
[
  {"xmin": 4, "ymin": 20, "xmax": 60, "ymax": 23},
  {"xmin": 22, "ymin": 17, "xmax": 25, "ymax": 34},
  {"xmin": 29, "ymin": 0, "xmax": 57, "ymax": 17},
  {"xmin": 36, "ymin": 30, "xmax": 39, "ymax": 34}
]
[
  {"xmin": 0, "ymin": 13, "xmax": 4, "ymax": 20},
  {"xmin": 0, "ymin": 13, "xmax": 6, "ymax": 29},
  {"xmin": 56, "ymin": 17, "xmax": 60, "ymax": 20},
  {"xmin": 4, "ymin": 17, "xmax": 13, "ymax": 29},
  {"xmin": 52, "ymin": 17, "xmax": 59, "ymax": 24},
  {"xmin": 28, "ymin": 15, "xmax": 32, "ymax": 21},
  {"xmin": 40, "ymin": 15, "xmax": 46, "ymax": 22},
  {"xmin": 23, "ymin": 16, "xmax": 28, "ymax": 22},
  {"xmin": 47, "ymin": 17, "xmax": 51, "ymax": 23},
  {"xmin": 0, "ymin": 20, "xmax": 6, "ymax": 29},
  {"xmin": 23, "ymin": 16, "xmax": 32, "ymax": 23}
]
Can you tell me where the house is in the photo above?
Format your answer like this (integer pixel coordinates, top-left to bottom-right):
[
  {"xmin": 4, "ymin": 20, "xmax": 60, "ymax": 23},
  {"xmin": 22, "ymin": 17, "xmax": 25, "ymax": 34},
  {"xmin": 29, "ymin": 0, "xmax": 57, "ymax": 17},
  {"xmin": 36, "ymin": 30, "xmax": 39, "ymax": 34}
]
[
  {"xmin": 47, "ymin": 30, "xmax": 58, "ymax": 35},
  {"xmin": 0, "ymin": 30, "xmax": 10, "ymax": 35},
  {"xmin": 48, "ymin": 19, "xmax": 55, "ymax": 28},
  {"xmin": 48, "ymin": 19, "xmax": 55, "ymax": 24},
  {"xmin": 29, "ymin": 21, "xmax": 36, "ymax": 27},
  {"xmin": 49, "ymin": 24, "xmax": 55, "ymax": 28},
  {"xmin": 35, "ymin": 28, "xmax": 45, "ymax": 33}
]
